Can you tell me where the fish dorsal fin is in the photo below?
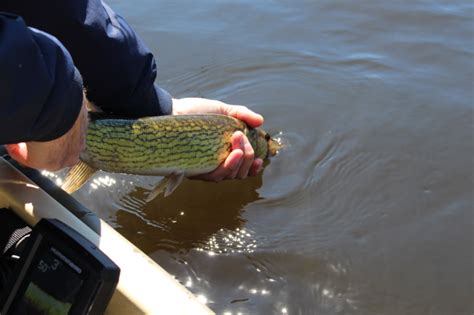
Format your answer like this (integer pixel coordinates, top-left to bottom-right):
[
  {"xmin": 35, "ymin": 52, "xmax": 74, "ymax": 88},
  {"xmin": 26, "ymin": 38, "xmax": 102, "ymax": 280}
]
[
  {"xmin": 146, "ymin": 172, "xmax": 185, "ymax": 202},
  {"xmin": 61, "ymin": 161, "xmax": 97, "ymax": 193}
]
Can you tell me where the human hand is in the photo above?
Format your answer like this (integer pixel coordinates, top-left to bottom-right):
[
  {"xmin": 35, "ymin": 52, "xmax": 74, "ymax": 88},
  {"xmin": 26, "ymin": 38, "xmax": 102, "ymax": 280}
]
[
  {"xmin": 5, "ymin": 99, "xmax": 88, "ymax": 171},
  {"xmin": 172, "ymin": 97, "xmax": 264, "ymax": 181}
]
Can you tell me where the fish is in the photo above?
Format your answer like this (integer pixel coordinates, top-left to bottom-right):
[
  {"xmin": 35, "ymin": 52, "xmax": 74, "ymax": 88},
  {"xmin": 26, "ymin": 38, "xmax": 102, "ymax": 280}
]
[{"xmin": 61, "ymin": 114, "xmax": 280, "ymax": 200}]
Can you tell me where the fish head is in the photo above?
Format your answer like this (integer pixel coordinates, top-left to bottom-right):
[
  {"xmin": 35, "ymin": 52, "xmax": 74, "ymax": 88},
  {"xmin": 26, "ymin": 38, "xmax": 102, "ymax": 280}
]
[{"xmin": 250, "ymin": 128, "xmax": 281, "ymax": 159}]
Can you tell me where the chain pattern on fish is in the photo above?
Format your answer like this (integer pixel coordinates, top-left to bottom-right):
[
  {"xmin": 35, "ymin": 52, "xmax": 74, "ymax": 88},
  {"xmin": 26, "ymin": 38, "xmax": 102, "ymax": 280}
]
[{"xmin": 81, "ymin": 114, "xmax": 277, "ymax": 176}]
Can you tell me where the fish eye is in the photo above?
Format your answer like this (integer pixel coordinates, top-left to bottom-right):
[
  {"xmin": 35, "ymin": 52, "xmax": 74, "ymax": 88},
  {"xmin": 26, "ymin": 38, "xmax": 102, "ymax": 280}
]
[{"xmin": 265, "ymin": 133, "xmax": 271, "ymax": 141}]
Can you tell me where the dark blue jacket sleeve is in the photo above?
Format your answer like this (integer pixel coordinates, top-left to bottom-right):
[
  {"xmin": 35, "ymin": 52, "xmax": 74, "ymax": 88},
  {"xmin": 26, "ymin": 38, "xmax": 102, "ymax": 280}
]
[
  {"xmin": 1, "ymin": 0, "xmax": 172, "ymax": 118},
  {"xmin": 0, "ymin": 13, "xmax": 84, "ymax": 144}
]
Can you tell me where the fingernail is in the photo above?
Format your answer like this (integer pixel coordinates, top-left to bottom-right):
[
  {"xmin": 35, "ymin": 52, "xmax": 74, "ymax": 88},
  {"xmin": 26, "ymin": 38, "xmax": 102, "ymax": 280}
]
[
  {"xmin": 246, "ymin": 148, "xmax": 253, "ymax": 158},
  {"xmin": 245, "ymin": 143, "xmax": 254, "ymax": 156}
]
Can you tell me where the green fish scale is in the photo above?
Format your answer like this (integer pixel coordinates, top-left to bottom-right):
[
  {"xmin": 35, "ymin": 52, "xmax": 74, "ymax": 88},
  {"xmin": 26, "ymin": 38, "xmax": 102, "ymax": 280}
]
[{"xmin": 83, "ymin": 115, "xmax": 247, "ymax": 175}]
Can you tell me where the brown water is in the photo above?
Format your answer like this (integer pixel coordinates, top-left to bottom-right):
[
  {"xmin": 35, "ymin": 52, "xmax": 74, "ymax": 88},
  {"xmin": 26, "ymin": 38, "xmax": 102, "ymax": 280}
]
[{"xmin": 68, "ymin": 1, "xmax": 473, "ymax": 314}]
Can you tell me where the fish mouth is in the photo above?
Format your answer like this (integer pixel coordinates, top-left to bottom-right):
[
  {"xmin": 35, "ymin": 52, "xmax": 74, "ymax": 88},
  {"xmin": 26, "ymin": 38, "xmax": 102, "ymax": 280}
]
[
  {"xmin": 268, "ymin": 132, "xmax": 287, "ymax": 157},
  {"xmin": 268, "ymin": 139, "xmax": 282, "ymax": 157}
]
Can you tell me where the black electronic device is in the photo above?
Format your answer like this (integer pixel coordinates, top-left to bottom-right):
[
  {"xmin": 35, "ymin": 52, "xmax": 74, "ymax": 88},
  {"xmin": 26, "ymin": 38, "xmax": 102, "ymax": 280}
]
[{"xmin": 0, "ymin": 218, "xmax": 120, "ymax": 315}]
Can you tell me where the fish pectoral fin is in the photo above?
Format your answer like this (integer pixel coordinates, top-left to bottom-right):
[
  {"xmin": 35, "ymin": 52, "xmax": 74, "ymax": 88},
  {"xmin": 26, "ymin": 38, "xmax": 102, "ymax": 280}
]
[
  {"xmin": 164, "ymin": 172, "xmax": 185, "ymax": 197},
  {"xmin": 61, "ymin": 161, "xmax": 97, "ymax": 194},
  {"xmin": 146, "ymin": 172, "xmax": 185, "ymax": 202},
  {"xmin": 146, "ymin": 178, "xmax": 168, "ymax": 202}
]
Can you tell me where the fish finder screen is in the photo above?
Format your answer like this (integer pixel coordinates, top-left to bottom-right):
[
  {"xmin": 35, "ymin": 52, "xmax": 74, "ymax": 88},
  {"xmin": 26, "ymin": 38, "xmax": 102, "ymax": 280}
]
[{"xmin": 11, "ymin": 246, "xmax": 84, "ymax": 315}]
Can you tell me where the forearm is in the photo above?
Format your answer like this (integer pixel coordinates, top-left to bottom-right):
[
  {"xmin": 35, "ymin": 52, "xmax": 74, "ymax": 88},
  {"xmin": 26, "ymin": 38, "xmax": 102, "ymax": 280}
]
[{"xmin": 5, "ymin": 100, "xmax": 89, "ymax": 171}]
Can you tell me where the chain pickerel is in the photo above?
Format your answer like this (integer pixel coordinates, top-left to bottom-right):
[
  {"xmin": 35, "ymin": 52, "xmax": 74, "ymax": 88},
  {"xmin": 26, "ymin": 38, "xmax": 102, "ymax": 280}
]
[{"xmin": 62, "ymin": 114, "xmax": 280, "ymax": 200}]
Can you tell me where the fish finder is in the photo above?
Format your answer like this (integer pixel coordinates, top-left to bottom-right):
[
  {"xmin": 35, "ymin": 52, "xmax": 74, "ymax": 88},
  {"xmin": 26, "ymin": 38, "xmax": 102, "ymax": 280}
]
[{"xmin": 0, "ymin": 218, "xmax": 120, "ymax": 315}]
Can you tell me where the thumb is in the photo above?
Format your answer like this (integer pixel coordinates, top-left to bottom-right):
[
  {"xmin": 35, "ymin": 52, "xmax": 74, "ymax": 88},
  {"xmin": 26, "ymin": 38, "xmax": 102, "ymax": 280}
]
[
  {"xmin": 225, "ymin": 105, "xmax": 264, "ymax": 128},
  {"xmin": 5, "ymin": 143, "xmax": 28, "ymax": 163}
]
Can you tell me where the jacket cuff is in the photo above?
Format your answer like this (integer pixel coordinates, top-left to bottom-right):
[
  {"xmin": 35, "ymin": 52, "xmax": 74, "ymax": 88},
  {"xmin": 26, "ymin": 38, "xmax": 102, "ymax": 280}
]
[
  {"xmin": 29, "ymin": 28, "xmax": 84, "ymax": 141},
  {"xmin": 34, "ymin": 66, "xmax": 84, "ymax": 142},
  {"xmin": 154, "ymin": 85, "xmax": 173, "ymax": 116}
]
